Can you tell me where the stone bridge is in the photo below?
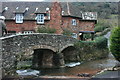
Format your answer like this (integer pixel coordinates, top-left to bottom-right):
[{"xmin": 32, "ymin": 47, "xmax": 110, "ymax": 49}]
[{"xmin": 0, "ymin": 33, "xmax": 78, "ymax": 77}]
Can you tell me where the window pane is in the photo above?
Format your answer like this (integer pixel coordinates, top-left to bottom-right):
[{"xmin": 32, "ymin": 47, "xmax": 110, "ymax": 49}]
[
  {"xmin": 72, "ymin": 19, "xmax": 76, "ymax": 25},
  {"xmin": 16, "ymin": 14, "xmax": 23, "ymax": 23},
  {"xmin": 37, "ymin": 14, "xmax": 44, "ymax": 24}
]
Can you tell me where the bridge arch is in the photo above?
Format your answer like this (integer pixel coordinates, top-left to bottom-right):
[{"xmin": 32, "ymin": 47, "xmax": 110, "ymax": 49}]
[
  {"xmin": 59, "ymin": 44, "xmax": 74, "ymax": 53},
  {"xmin": 32, "ymin": 48, "xmax": 56, "ymax": 68},
  {"xmin": 15, "ymin": 44, "xmax": 58, "ymax": 68},
  {"xmin": 61, "ymin": 44, "xmax": 77, "ymax": 63}
]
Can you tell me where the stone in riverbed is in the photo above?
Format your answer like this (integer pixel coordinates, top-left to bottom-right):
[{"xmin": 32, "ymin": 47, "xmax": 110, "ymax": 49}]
[{"xmin": 77, "ymin": 73, "xmax": 91, "ymax": 77}]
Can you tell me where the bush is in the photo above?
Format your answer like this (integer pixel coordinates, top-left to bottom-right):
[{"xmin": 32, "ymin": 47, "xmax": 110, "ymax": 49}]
[
  {"xmin": 37, "ymin": 27, "xmax": 56, "ymax": 33},
  {"xmin": 74, "ymin": 36, "xmax": 108, "ymax": 61},
  {"xmin": 95, "ymin": 28, "xmax": 111, "ymax": 37},
  {"xmin": 94, "ymin": 36, "xmax": 108, "ymax": 49},
  {"xmin": 84, "ymin": 34, "xmax": 92, "ymax": 39},
  {"xmin": 110, "ymin": 27, "xmax": 120, "ymax": 62},
  {"xmin": 95, "ymin": 20, "xmax": 111, "ymax": 32},
  {"xmin": 94, "ymin": 26, "xmax": 106, "ymax": 32},
  {"xmin": 62, "ymin": 28, "xmax": 72, "ymax": 36}
]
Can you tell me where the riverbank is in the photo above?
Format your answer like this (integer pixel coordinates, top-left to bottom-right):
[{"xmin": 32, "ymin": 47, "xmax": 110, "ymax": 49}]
[{"xmin": 2, "ymin": 70, "xmax": 120, "ymax": 80}]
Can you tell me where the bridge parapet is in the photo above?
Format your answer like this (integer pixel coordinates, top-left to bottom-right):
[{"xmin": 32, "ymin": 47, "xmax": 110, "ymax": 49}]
[{"xmin": 1, "ymin": 33, "xmax": 78, "ymax": 51}]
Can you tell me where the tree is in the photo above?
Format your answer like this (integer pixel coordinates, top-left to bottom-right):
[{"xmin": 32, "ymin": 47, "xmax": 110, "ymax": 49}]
[{"xmin": 110, "ymin": 27, "xmax": 120, "ymax": 62}]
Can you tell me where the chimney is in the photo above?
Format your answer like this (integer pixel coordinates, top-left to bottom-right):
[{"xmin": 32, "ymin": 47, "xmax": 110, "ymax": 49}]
[{"xmin": 49, "ymin": 2, "xmax": 63, "ymax": 34}]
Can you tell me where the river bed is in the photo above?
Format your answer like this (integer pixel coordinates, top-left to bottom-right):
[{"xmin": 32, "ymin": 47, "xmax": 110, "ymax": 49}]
[{"xmin": 16, "ymin": 53, "xmax": 118, "ymax": 77}]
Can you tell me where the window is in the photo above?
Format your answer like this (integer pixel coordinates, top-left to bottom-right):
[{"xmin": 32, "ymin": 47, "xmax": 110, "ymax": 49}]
[
  {"xmin": 15, "ymin": 14, "xmax": 23, "ymax": 23},
  {"xmin": 72, "ymin": 19, "xmax": 76, "ymax": 25},
  {"xmin": 37, "ymin": 14, "xmax": 44, "ymax": 24},
  {"xmin": 71, "ymin": 33, "xmax": 77, "ymax": 39},
  {"xmin": 23, "ymin": 31, "xmax": 33, "ymax": 34}
]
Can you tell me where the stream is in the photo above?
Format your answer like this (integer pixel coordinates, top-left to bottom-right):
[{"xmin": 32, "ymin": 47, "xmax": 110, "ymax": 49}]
[{"xmin": 16, "ymin": 53, "xmax": 118, "ymax": 77}]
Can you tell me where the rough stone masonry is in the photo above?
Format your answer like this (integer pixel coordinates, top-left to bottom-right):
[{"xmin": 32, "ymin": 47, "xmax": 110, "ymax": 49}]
[{"xmin": 0, "ymin": 33, "xmax": 78, "ymax": 77}]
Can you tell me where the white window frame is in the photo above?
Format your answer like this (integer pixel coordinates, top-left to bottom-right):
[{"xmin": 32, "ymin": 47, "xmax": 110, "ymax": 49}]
[
  {"xmin": 72, "ymin": 33, "xmax": 77, "ymax": 39},
  {"xmin": 72, "ymin": 19, "xmax": 76, "ymax": 25},
  {"xmin": 23, "ymin": 31, "xmax": 33, "ymax": 34},
  {"xmin": 15, "ymin": 13, "xmax": 23, "ymax": 23},
  {"xmin": 36, "ymin": 14, "xmax": 44, "ymax": 24}
]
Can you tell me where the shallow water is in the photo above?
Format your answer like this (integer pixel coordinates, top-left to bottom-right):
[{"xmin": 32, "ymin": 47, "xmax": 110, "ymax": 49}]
[
  {"xmin": 38, "ymin": 53, "xmax": 118, "ymax": 76},
  {"xmin": 17, "ymin": 53, "xmax": 118, "ymax": 77}
]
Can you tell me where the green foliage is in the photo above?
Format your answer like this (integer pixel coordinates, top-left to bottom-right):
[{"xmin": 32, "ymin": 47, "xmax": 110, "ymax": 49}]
[
  {"xmin": 110, "ymin": 27, "xmax": 120, "ymax": 62},
  {"xmin": 95, "ymin": 28, "xmax": 111, "ymax": 37},
  {"xmin": 95, "ymin": 20, "xmax": 111, "ymax": 32},
  {"xmin": 17, "ymin": 61, "xmax": 32, "ymax": 69},
  {"xmin": 74, "ymin": 36, "xmax": 108, "ymax": 61},
  {"xmin": 37, "ymin": 27, "xmax": 56, "ymax": 33},
  {"xmin": 62, "ymin": 28, "xmax": 72, "ymax": 36},
  {"xmin": 84, "ymin": 34, "xmax": 91, "ymax": 39},
  {"xmin": 94, "ymin": 26, "xmax": 106, "ymax": 32},
  {"xmin": 17, "ymin": 65, "xmax": 31, "ymax": 70},
  {"xmin": 73, "ymin": 2, "xmax": 118, "ymax": 19},
  {"xmin": 94, "ymin": 36, "xmax": 108, "ymax": 49}
]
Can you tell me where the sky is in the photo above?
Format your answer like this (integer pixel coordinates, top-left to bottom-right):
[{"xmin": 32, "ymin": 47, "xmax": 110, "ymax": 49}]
[{"xmin": 0, "ymin": 0, "xmax": 119, "ymax": 2}]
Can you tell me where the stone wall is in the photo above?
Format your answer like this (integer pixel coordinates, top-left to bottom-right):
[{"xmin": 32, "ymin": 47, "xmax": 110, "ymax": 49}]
[{"xmin": 0, "ymin": 33, "xmax": 78, "ymax": 77}]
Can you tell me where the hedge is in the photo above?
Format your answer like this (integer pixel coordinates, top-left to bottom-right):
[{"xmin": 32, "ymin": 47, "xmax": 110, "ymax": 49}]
[
  {"xmin": 110, "ymin": 27, "xmax": 120, "ymax": 62},
  {"xmin": 74, "ymin": 36, "xmax": 109, "ymax": 61}
]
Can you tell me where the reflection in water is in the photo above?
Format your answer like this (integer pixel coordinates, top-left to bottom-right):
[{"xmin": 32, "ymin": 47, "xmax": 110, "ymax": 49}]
[
  {"xmin": 16, "ymin": 69, "xmax": 40, "ymax": 76},
  {"xmin": 65, "ymin": 62, "xmax": 81, "ymax": 67}
]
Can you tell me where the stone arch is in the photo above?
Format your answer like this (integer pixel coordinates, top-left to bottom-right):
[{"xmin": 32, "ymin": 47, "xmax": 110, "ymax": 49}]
[
  {"xmin": 32, "ymin": 48, "xmax": 56, "ymax": 68},
  {"xmin": 15, "ymin": 45, "xmax": 57, "ymax": 69},
  {"xmin": 59, "ymin": 44, "xmax": 74, "ymax": 53},
  {"xmin": 61, "ymin": 44, "xmax": 77, "ymax": 63},
  {"xmin": 32, "ymin": 45, "xmax": 57, "ymax": 52}
]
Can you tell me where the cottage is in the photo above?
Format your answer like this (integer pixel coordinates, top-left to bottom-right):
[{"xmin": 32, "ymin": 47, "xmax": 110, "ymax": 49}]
[{"xmin": 0, "ymin": 2, "xmax": 97, "ymax": 40}]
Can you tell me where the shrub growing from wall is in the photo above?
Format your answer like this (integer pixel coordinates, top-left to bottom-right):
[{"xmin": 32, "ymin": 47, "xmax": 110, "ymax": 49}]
[
  {"xmin": 74, "ymin": 36, "xmax": 109, "ymax": 61},
  {"xmin": 37, "ymin": 27, "xmax": 56, "ymax": 33},
  {"xmin": 62, "ymin": 28, "xmax": 72, "ymax": 36},
  {"xmin": 110, "ymin": 27, "xmax": 120, "ymax": 62}
]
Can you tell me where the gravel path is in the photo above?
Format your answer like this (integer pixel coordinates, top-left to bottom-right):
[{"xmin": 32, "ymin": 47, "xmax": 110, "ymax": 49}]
[{"xmin": 104, "ymin": 31, "xmax": 111, "ymax": 47}]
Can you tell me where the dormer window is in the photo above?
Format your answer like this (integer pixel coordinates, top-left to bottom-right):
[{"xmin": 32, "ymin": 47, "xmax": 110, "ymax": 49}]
[
  {"xmin": 36, "ymin": 14, "xmax": 44, "ymax": 24},
  {"xmin": 15, "ymin": 13, "xmax": 23, "ymax": 23},
  {"xmin": 72, "ymin": 19, "xmax": 76, "ymax": 25}
]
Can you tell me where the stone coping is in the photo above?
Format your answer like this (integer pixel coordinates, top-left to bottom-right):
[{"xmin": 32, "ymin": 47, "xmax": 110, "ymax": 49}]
[{"xmin": 0, "ymin": 33, "xmax": 65, "ymax": 40}]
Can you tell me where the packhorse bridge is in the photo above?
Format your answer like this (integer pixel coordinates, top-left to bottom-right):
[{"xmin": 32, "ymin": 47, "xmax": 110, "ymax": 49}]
[{"xmin": 0, "ymin": 33, "xmax": 78, "ymax": 77}]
